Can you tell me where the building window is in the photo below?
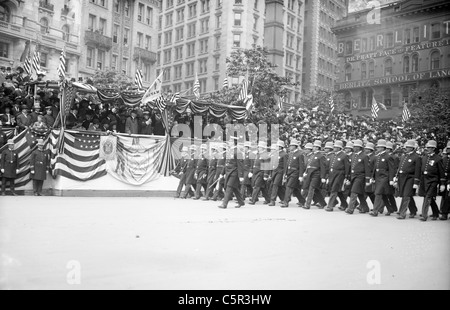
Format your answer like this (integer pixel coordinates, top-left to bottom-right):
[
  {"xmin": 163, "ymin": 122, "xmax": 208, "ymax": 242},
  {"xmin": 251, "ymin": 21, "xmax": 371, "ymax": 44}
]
[
  {"xmin": 88, "ymin": 14, "xmax": 96, "ymax": 31},
  {"xmin": 384, "ymin": 87, "xmax": 392, "ymax": 107},
  {"xmin": 0, "ymin": 42, "xmax": 9, "ymax": 58},
  {"xmin": 112, "ymin": 54, "xmax": 118, "ymax": 70},
  {"xmin": 0, "ymin": 4, "xmax": 10, "ymax": 22},
  {"xmin": 431, "ymin": 23, "xmax": 440, "ymax": 39},
  {"xmin": 138, "ymin": 3, "xmax": 145, "ymax": 22},
  {"xmin": 99, "ymin": 18, "xmax": 107, "ymax": 35},
  {"xmin": 113, "ymin": 24, "xmax": 119, "ymax": 43},
  {"xmin": 430, "ymin": 50, "xmax": 440, "ymax": 69},
  {"xmin": 344, "ymin": 92, "xmax": 351, "ymax": 110},
  {"xmin": 215, "ymin": 36, "xmax": 220, "ymax": 50},
  {"xmin": 385, "ymin": 33, "xmax": 394, "ymax": 48},
  {"xmin": 199, "ymin": 59, "xmax": 207, "ymax": 74},
  {"xmin": 187, "ymin": 42, "xmax": 195, "ymax": 57},
  {"xmin": 40, "ymin": 18, "xmax": 49, "ymax": 34},
  {"xmin": 233, "ymin": 34, "xmax": 241, "ymax": 47},
  {"xmin": 361, "ymin": 38, "xmax": 367, "ymax": 52},
  {"xmin": 124, "ymin": 28, "xmax": 129, "ymax": 45},
  {"xmin": 413, "ymin": 27, "xmax": 420, "ymax": 43},
  {"xmin": 114, "ymin": 0, "xmax": 119, "ymax": 12},
  {"xmin": 403, "ymin": 56, "xmax": 410, "ymax": 73},
  {"xmin": 124, "ymin": 0, "xmax": 130, "ymax": 17},
  {"xmin": 412, "ymin": 54, "xmax": 419, "ymax": 72},
  {"xmin": 345, "ymin": 64, "xmax": 352, "ymax": 81},
  {"xmin": 361, "ymin": 62, "xmax": 367, "ymax": 80},
  {"xmin": 404, "ymin": 29, "xmax": 411, "ymax": 44},
  {"xmin": 200, "ymin": 18, "xmax": 209, "ymax": 33},
  {"xmin": 147, "ymin": 7, "xmax": 153, "ymax": 25},
  {"xmin": 122, "ymin": 57, "xmax": 128, "ymax": 75},
  {"xmin": 86, "ymin": 47, "xmax": 94, "ymax": 68},
  {"xmin": 345, "ymin": 41, "xmax": 353, "ymax": 55},
  {"xmin": 361, "ymin": 90, "xmax": 367, "ymax": 109},
  {"xmin": 384, "ymin": 58, "xmax": 392, "ymax": 76},
  {"xmin": 97, "ymin": 50, "xmax": 105, "ymax": 70},
  {"xmin": 369, "ymin": 36, "xmax": 376, "ymax": 51},
  {"xmin": 234, "ymin": 13, "xmax": 241, "ymax": 26},
  {"xmin": 199, "ymin": 39, "xmax": 208, "ymax": 53},
  {"xmin": 369, "ymin": 61, "xmax": 374, "ymax": 78}
]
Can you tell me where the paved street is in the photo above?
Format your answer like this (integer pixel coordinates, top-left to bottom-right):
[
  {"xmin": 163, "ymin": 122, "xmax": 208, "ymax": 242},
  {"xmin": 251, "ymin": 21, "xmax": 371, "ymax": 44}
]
[{"xmin": 1, "ymin": 196, "xmax": 449, "ymax": 290}]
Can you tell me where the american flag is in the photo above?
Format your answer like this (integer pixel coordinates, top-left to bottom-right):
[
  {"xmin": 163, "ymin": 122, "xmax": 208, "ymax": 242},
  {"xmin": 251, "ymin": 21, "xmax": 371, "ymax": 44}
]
[
  {"xmin": 245, "ymin": 94, "xmax": 254, "ymax": 111},
  {"xmin": 238, "ymin": 79, "xmax": 249, "ymax": 101},
  {"xmin": 402, "ymin": 101, "xmax": 411, "ymax": 123},
  {"xmin": 23, "ymin": 48, "xmax": 32, "ymax": 75},
  {"xmin": 57, "ymin": 47, "xmax": 67, "ymax": 81},
  {"xmin": 134, "ymin": 69, "xmax": 144, "ymax": 90},
  {"xmin": 170, "ymin": 92, "xmax": 180, "ymax": 103},
  {"xmin": 329, "ymin": 95, "xmax": 335, "ymax": 113},
  {"xmin": 371, "ymin": 96, "xmax": 380, "ymax": 119},
  {"xmin": 50, "ymin": 130, "xmax": 107, "ymax": 181},
  {"xmin": 223, "ymin": 77, "xmax": 229, "ymax": 89},
  {"xmin": 154, "ymin": 96, "xmax": 167, "ymax": 112},
  {"xmin": 31, "ymin": 50, "xmax": 41, "ymax": 74},
  {"xmin": 193, "ymin": 74, "xmax": 200, "ymax": 99}
]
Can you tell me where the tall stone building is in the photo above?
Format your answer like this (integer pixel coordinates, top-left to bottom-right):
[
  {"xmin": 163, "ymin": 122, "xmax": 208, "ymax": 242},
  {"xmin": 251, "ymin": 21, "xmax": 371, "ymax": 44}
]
[
  {"xmin": 302, "ymin": 0, "xmax": 347, "ymax": 94},
  {"xmin": 333, "ymin": 0, "xmax": 450, "ymax": 118}
]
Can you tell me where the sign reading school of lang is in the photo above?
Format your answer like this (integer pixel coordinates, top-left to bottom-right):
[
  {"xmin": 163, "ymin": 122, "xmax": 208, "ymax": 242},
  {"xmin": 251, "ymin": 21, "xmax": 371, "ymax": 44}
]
[{"xmin": 335, "ymin": 68, "xmax": 450, "ymax": 91}]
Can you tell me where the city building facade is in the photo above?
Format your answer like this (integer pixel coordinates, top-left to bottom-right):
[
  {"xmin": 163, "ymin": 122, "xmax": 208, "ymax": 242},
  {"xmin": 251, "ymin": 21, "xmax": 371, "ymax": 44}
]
[{"xmin": 333, "ymin": 0, "xmax": 450, "ymax": 118}]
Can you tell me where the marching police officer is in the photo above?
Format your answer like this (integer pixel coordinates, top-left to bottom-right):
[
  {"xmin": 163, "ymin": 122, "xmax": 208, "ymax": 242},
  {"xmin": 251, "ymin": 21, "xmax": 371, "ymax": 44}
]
[
  {"xmin": 203, "ymin": 144, "xmax": 218, "ymax": 201},
  {"xmin": 303, "ymin": 140, "xmax": 327, "ymax": 210},
  {"xmin": 240, "ymin": 141, "xmax": 254, "ymax": 200},
  {"xmin": 364, "ymin": 142, "xmax": 376, "ymax": 210},
  {"xmin": 268, "ymin": 140, "xmax": 287, "ymax": 206},
  {"xmin": 346, "ymin": 140, "xmax": 371, "ymax": 214},
  {"xmin": 396, "ymin": 140, "xmax": 421, "ymax": 220},
  {"xmin": 248, "ymin": 141, "xmax": 271, "ymax": 205},
  {"xmin": 218, "ymin": 138, "xmax": 245, "ymax": 209},
  {"xmin": 1, "ymin": 140, "xmax": 19, "ymax": 196},
  {"xmin": 385, "ymin": 141, "xmax": 399, "ymax": 213},
  {"xmin": 370, "ymin": 140, "xmax": 396, "ymax": 217},
  {"xmin": 212, "ymin": 143, "xmax": 227, "ymax": 201},
  {"xmin": 419, "ymin": 140, "xmax": 446, "ymax": 221},
  {"xmin": 30, "ymin": 139, "xmax": 50, "ymax": 196},
  {"xmin": 172, "ymin": 146, "xmax": 190, "ymax": 199},
  {"xmin": 439, "ymin": 141, "xmax": 450, "ymax": 220},
  {"xmin": 181, "ymin": 145, "xmax": 197, "ymax": 199},
  {"xmin": 339, "ymin": 141, "xmax": 354, "ymax": 211},
  {"xmin": 280, "ymin": 139, "xmax": 306, "ymax": 208},
  {"xmin": 325, "ymin": 140, "xmax": 350, "ymax": 212},
  {"xmin": 193, "ymin": 144, "xmax": 208, "ymax": 200}
]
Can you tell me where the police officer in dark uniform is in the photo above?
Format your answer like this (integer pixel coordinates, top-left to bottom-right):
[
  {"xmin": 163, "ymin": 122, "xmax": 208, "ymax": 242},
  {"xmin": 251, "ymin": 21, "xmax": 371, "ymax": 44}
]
[
  {"xmin": 325, "ymin": 140, "xmax": 350, "ymax": 212},
  {"xmin": 396, "ymin": 140, "xmax": 421, "ymax": 220},
  {"xmin": 240, "ymin": 141, "xmax": 254, "ymax": 200},
  {"xmin": 218, "ymin": 138, "xmax": 245, "ymax": 209},
  {"xmin": 439, "ymin": 141, "xmax": 450, "ymax": 220},
  {"xmin": 193, "ymin": 144, "xmax": 208, "ymax": 200},
  {"xmin": 30, "ymin": 139, "xmax": 50, "ymax": 196},
  {"xmin": 280, "ymin": 139, "xmax": 305, "ymax": 208},
  {"xmin": 303, "ymin": 140, "xmax": 327, "ymax": 209},
  {"xmin": 172, "ymin": 146, "xmax": 190, "ymax": 198},
  {"xmin": 1, "ymin": 140, "xmax": 19, "ymax": 196},
  {"xmin": 323, "ymin": 141, "xmax": 335, "ymax": 202},
  {"xmin": 203, "ymin": 144, "xmax": 218, "ymax": 201},
  {"xmin": 419, "ymin": 140, "xmax": 446, "ymax": 221},
  {"xmin": 268, "ymin": 140, "xmax": 287, "ymax": 206},
  {"xmin": 0, "ymin": 122, "xmax": 7, "ymax": 149},
  {"xmin": 212, "ymin": 143, "xmax": 227, "ymax": 201},
  {"xmin": 346, "ymin": 140, "xmax": 371, "ymax": 214},
  {"xmin": 181, "ymin": 145, "xmax": 198, "ymax": 199},
  {"xmin": 339, "ymin": 141, "xmax": 354, "ymax": 211},
  {"xmin": 369, "ymin": 140, "xmax": 396, "ymax": 217},
  {"xmin": 364, "ymin": 142, "xmax": 376, "ymax": 210},
  {"xmin": 385, "ymin": 141, "xmax": 399, "ymax": 213},
  {"xmin": 248, "ymin": 141, "xmax": 271, "ymax": 205}
]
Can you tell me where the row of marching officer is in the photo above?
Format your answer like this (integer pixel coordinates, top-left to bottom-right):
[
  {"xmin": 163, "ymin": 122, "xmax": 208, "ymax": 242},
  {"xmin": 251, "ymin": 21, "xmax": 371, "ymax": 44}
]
[{"xmin": 169, "ymin": 137, "xmax": 450, "ymax": 220}]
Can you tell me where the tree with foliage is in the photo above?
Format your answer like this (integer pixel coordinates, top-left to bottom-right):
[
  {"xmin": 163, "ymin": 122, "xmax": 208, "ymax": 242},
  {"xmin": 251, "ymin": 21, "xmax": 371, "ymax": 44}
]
[
  {"xmin": 407, "ymin": 86, "xmax": 450, "ymax": 149},
  {"xmin": 91, "ymin": 69, "xmax": 134, "ymax": 91},
  {"xmin": 205, "ymin": 46, "xmax": 297, "ymax": 124}
]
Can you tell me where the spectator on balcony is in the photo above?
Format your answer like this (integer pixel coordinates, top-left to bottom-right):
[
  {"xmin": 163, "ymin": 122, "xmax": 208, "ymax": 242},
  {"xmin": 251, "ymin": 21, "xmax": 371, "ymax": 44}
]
[
  {"xmin": 140, "ymin": 111, "xmax": 153, "ymax": 135},
  {"xmin": 125, "ymin": 110, "xmax": 139, "ymax": 135}
]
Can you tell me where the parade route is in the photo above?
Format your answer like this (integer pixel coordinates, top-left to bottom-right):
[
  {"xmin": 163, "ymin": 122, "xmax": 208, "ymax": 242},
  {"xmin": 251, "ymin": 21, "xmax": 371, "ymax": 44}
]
[{"xmin": 0, "ymin": 196, "xmax": 449, "ymax": 290}]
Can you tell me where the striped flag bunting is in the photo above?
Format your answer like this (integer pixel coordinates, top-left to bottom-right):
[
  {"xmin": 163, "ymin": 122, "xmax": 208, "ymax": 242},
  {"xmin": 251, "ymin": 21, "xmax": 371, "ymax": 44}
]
[
  {"xmin": 31, "ymin": 50, "xmax": 41, "ymax": 74},
  {"xmin": 245, "ymin": 94, "xmax": 254, "ymax": 111},
  {"xmin": 193, "ymin": 74, "xmax": 200, "ymax": 99},
  {"xmin": 371, "ymin": 96, "xmax": 380, "ymax": 119},
  {"xmin": 402, "ymin": 101, "xmax": 411, "ymax": 123},
  {"xmin": 154, "ymin": 96, "xmax": 167, "ymax": 112},
  {"xmin": 329, "ymin": 95, "xmax": 335, "ymax": 113},
  {"xmin": 57, "ymin": 47, "xmax": 67, "ymax": 82},
  {"xmin": 1, "ymin": 128, "xmax": 17, "ymax": 140},
  {"xmin": 238, "ymin": 79, "xmax": 249, "ymax": 101},
  {"xmin": 134, "ymin": 69, "xmax": 144, "ymax": 90},
  {"xmin": 49, "ymin": 130, "xmax": 107, "ymax": 181},
  {"xmin": 0, "ymin": 129, "xmax": 50, "ymax": 189},
  {"xmin": 170, "ymin": 92, "xmax": 180, "ymax": 103}
]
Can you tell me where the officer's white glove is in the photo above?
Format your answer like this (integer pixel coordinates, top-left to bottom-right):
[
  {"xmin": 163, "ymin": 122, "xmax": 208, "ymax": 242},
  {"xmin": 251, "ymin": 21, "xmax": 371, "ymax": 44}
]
[
  {"xmin": 440, "ymin": 185, "xmax": 446, "ymax": 193},
  {"xmin": 326, "ymin": 179, "xmax": 329, "ymax": 185},
  {"xmin": 389, "ymin": 181, "xmax": 394, "ymax": 186},
  {"xmin": 1, "ymin": 169, "xmax": 4, "ymax": 174},
  {"xmin": 31, "ymin": 170, "xmax": 35, "ymax": 175},
  {"xmin": 16, "ymin": 169, "xmax": 19, "ymax": 174},
  {"xmin": 263, "ymin": 177, "xmax": 268, "ymax": 181},
  {"xmin": 219, "ymin": 174, "xmax": 224, "ymax": 179},
  {"xmin": 239, "ymin": 177, "xmax": 244, "ymax": 182},
  {"xmin": 194, "ymin": 173, "xmax": 198, "ymax": 179},
  {"xmin": 413, "ymin": 184, "xmax": 419, "ymax": 190},
  {"xmin": 299, "ymin": 177, "xmax": 304, "ymax": 183},
  {"xmin": 447, "ymin": 184, "xmax": 450, "ymax": 191},
  {"xmin": 248, "ymin": 173, "xmax": 253, "ymax": 179},
  {"xmin": 321, "ymin": 179, "xmax": 326, "ymax": 183},
  {"xmin": 393, "ymin": 177, "xmax": 398, "ymax": 183}
]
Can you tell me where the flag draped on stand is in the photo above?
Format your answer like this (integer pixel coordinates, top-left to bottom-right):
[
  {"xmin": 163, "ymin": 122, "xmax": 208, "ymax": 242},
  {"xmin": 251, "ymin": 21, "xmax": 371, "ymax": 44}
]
[
  {"xmin": 134, "ymin": 69, "xmax": 144, "ymax": 90},
  {"xmin": 329, "ymin": 95, "xmax": 335, "ymax": 113},
  {"xmin": 31, "ymin": 50, "xmax": 41, "ymax": 74},
  {"xmin": 142, "ymin": 70, "xmax": 164, "ymax": 105},
  {"xmin": 49, "ymin": 130, "xmax": 107, "ymax": 181},
  {"xmin": 223, "ymin": 77, "xmax": 229, "ymax": 89},
  {"xmin": 371, "ymin": 96, "xmax": 380, "ymax": 119},
  {"xmin": 193, "ymin": 73, "xmax": 200, "ymax": 100},
  {"xmin": 402, "ymin": 101, "xmax": 411, "ymax": 123},
  {"xmin": 170, "ymin": 92, "xmax": 180, "ymax": 104}
]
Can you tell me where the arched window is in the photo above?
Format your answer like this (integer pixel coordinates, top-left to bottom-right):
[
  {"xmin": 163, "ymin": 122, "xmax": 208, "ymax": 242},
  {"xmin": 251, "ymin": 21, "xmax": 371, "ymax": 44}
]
[
  {"xmin": 62, "ymin": 25, "xmax": 70, "ymax": 42},
  {"xmin": 384, "ymin": 58, "xmax": 393, "ymax": 76},
  {"xmin": 344, "ymin": 92, "xmax": 352, "ymax": 110},
  {"xmin": 369, "ymin": 60, "xmax": 375, "ymax": 78},
  {"xmin": 361, "ymin": 90, "xmax": 367, "ymax": 108},
  {"xmin": 0, "ymin": 4, "xmax": 10, "ymax": 22},
  {"xmin": 384, "ymin": 87, "xmax": 392, "ymax": 107},
  {"xmin": 412, "ymin": 53, "xmax": 419, "ymax": 72},
  {"xmin": 361, "ymin": 62, "xmax": 367, "ymax": 80},
  {"xmin": 345, "ymin": 41, "xmax": 353, "ymax": 55},
  {"xmin": 345, "ymin": 64, "xmax": 352, "ymax": 81},
  {"xmin": 403, "ymin": 56, "xmax": 410, "ymax": 73},
  {"xmin": 40, "ymin": 18, "xmax": 49, "ymax": 34},
  {"xmin": 430, "ymin": 50, "xmax": 440, "ymax": 70}
]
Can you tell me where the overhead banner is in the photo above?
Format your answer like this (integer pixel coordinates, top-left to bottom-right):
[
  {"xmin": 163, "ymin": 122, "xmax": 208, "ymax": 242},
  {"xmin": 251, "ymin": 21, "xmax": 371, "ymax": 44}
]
[{"xmin": 105, "ymin": 135, "xmax": 167, "ymax": 186}]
